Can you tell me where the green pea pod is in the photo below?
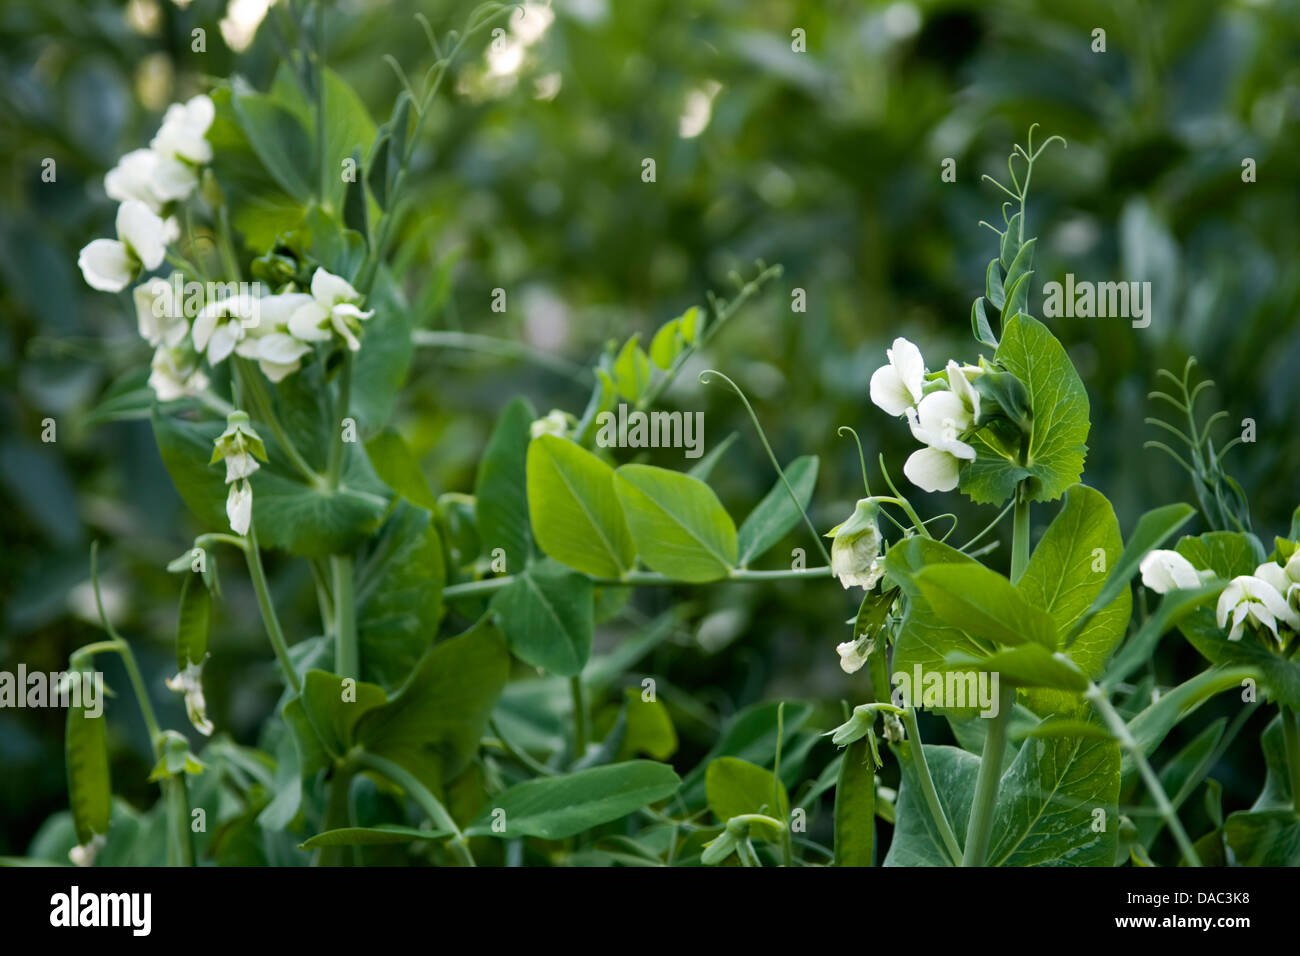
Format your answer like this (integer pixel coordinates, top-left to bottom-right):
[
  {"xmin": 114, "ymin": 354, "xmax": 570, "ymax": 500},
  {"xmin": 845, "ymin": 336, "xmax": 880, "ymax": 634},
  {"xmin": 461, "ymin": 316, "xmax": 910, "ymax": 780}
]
[{"xmin": 66, "ymin": 670, "xmax": 111, "ymax": 846}]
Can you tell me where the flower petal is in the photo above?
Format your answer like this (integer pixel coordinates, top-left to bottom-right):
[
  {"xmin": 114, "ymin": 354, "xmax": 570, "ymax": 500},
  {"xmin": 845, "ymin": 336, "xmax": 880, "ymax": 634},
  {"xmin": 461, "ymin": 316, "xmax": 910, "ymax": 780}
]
[
  {"xmin": 78, "ymin": 239, "xmax": 133, "ymax": 292},
  {"xmin": 904, "ymin": 446, "xmax": 961, "ymax": 493}
]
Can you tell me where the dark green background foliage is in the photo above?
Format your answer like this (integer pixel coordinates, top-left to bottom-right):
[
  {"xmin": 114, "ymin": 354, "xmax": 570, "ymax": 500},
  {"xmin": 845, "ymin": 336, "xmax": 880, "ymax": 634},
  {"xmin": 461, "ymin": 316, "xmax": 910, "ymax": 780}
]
[{"xmin": 1, "ymin": 0, "xmax": 1296, "ymax": 859}]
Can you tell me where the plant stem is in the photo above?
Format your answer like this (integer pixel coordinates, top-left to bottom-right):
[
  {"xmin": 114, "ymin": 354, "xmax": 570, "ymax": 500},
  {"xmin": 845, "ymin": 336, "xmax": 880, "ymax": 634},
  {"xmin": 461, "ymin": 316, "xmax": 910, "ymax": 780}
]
[
  {"xmin": 570, "ymin": 675, "xmax": 588, "ymax": 758},
  {"xmin": 331, "ymin": 555, "xmax": 357, "ymax": 679},
  {"xmin": 164, "ymin": 776, "xmax": 194, "ymax": 867},
  {"xmin": 962, "ymin": 683, "xmax": 1013, "ymax": 866},
  {"xmin": 412, "ymin": 330, "xmax": 589, "ymax": 381},
  {"xmin": 1086, "ymin": 683, "xmax": 1201, "ymax": 866},
  {"xmin": 244, "ymin": 523, "xmax": 302, "ymax": 694},
  {"xmin": 901, "ymin": 708, "xmax": 963, "ymax": 866},
  {"xmin": 1011, "ymin": 485, "xmax": 1030, "ymax": 583},
  {"xmin": 239, "ymin": 359, "xmax": 321, "ymax": 485},
  {"xmin": 1282, "ymin": 707, "xmax": 1300, "ymax": 816},
  {"xmin": 355, "ymin": 752, "xmax": 475, "ymax": 866},
  {"xmin": 316, "ymin": 766, "xmax": 354, "ymax": 867},
  {"xmin": 443, "ymin": 565, "xmax": 835, "ymax": 600},
  {"xmin": 326, "ymin": 352, "xmax": 352, "ymax": 488}
]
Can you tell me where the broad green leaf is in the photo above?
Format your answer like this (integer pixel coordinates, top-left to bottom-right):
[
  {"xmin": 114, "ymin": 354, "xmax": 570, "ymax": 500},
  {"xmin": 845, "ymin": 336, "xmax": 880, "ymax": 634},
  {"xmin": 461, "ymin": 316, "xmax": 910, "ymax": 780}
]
[
  {"xmin": 356, "ymin": 618, "xmax": 510, "ymax": 793},
  {"xmin": 735, "ymin": 455, "xmax": 818, "ymax": 567},
  {"xmin": 1003, "ymin": 238, "xmax": 1036, "ymax": 301},
  {"xmin": 705, "ymin": 756, "xmax": 789, "ymax": 841},
  {"xmin": 1179, "ymin": 609, "xmax": 1300, "ymax": 709},
  {"xmin": 65, "ymin": 672, "xmax": 110, "ymax": 845},
  {"xmin": 620, "ymin": 687, "xmax": 678, "ymax": 760},
  {"xmin": 885, "ymin": 537, "xmax": 991, "ymax": 719},
  {"xmin": 1175, "ymin": 530, "xmax": 1265, "ymax": 579},
  {"xmin": 649, "ymin": 319, "xmax": 684, "ymax": 369},
  {"xmin": 914, "ymin": 563, "xmax": 1060, "ymax": 649},
  {"xmin": 320, "ymin": 69, "xmax": 378, "ymax": 211},
  {"xmin": 1017, "ymin": 484, "xmax": 1130, "ymax": 712},
  {"xmin": 475, "ymin": 397, "xmax": 535, "ymax": 573},
  {"xmin": 613, "ymin": 335, "xmax": 652, "ymax": 401},
  {"xmin": 960, "ymin": 314, "xmax": 1089, "ymax": 505},
  {"xmin": 356, "ymin": 503, "xmax": 446, "ymax": 691},
  {"xmin": 987, "ymin": 727, "xmax": 1119, "ymax": 866},
  {"xmin": 350, "ymin": 271, "xmax": 414, "ymax": 428},
  {"xmin": 1000, "ymin": 213, "xmax": 1021, "ymax": 269},
  {"xmin": 299, "ymin": 824, "xmax": 452, "ymax": 850},
  {"xmin": 971, "ymin": 297, "xmax": 997, "ymax": 348},
  {"xmin": 944, "ymin": 644, "xmax": 1087, "ymax": 692},
  {"xmin": 465, "ymin": 761, "xmax": 681, "ymax": 839},
  {"xmin": 365, "ymin": 428, "xmax": 439, "ymax": 514},
  {"xmin": 1067, "ymin": 502, "xmax": 1196, "ymax": 645},
  {"xmin": 1224, "ymin": 810, "xmax": 1300, "ymax": 865},
  {"xmin": 679, "ymin": 701, "xmax": 813, "ymax": 808},
  {"xmin": 985, "ymin": 258, "xmax": 1005, "ymax": 309},
  {"xmin": 833, "ymin": 737, "xmax": 875, "ymax": 866},
  {"xmin": 526, "ymin": 435, "xmax": 633, "ymax": 579},
  {"xmin": 175, "ymin": 572, "xmax": 211, "ymax": 670},
  {"xmin": 614, "ymin": 464, "xmax": 738, "ymax": 582},
  {"xmin": 297, "ymin": 670, "xmax": 389, "ymax": 760},
  {"xmin": 230, "ymin": 88, "xmax": 313, "ymax": 201},
  {"xmin": 883, "ymin": 745, "xmax": 975, "ymax": 866},
  {"xmin": 489, "ymin": 558, "xmax": 593, "ymax": 676}
]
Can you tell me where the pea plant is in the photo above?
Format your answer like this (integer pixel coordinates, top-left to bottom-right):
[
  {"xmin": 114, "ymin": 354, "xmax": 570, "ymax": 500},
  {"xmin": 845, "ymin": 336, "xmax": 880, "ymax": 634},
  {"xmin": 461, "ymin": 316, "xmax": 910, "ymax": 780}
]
[{"xmin": 47, "ymin": 0, "xmax": 1298, "ymax": 867}]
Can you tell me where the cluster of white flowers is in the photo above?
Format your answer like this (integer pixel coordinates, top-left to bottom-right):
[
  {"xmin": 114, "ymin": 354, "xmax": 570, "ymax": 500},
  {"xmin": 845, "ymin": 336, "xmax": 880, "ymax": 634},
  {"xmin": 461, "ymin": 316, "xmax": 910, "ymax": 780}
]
[
  {"xmin": 1141, "ymin": 549, "xmax": 1300, "ymax": 644},
  {"xmin": 870, "ymin": 337, "xmax": 983, "ymax": 493},
  {"xmin": 79, "ymin": 95, "xmax": 214, "ymax": 293},
  {"xmin": 211, "ymin": 411, "xmax": 267, "ymax": 536}
]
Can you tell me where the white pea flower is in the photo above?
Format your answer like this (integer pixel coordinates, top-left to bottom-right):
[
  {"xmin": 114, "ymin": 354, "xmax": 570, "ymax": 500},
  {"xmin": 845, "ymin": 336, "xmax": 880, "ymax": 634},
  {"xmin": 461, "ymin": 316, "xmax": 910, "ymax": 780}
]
[
  {"xmin": 133, "ymin": 274, "xmax": 188, "ymax": 347},
  {"xmin": 1216, "ymin": 574, "xmax": 1299, "ymax": 643},
  {"xmin": 836, "ymin": 640, "xmax": 869, "ymax": 675},
  {"xmin": 151, "ymin": 94, "xmax": 215, "ymax": 167},
  {"xmin": 226, "ymin": 480, "xmax": 254, "ymax": 536},
  {"xmin": 902, "ymin": 391, "xmax": 977, "ymax": 493},
  {"xmin": 165, "ymin": 661, "xmax": 213, "ymax": 736},
  {"xmin": 1254, "ymin": 559, "xmax": 1300, "ymax": 608},
  {"xmin": 148, "ymin": 343, "xmax": 209, "ymax": 402},
  {"xmin": 104, "ymin": 148, "xmax": 167, "ymax": 213},
  {"xmin": 210, "ymin": 410, "xmax": 267, "ymax": 483},
  {"xmin": 78, "ymin": 200, "xmax": 169, "ymax": 292},
  {"xmin": 825, "ymin": 498, "xmax": 884, "ymax": 590},
  {"xmin": 234, "ymin": 292, "xmax": 314, "ymax": 382},
  {"xmin": 1139, "ymin": 549, "xmax": 1211, "ymax": 594},
  {"xmin": 945, "ymin": 359, "xmax": 981, "ymax": 423},
  {"xmin": 192, "ymin": 293, "xmax": 260, "ymax": 365},
  {"xmin": 869, "ymin": 337, "xmax": 926, "ymax": 416},
  {"xmin": 529, "ymin": 409, "xmax": 571, "ymax": 439},
  {"xmin": 288, "ymin": 268, "xmax": 374, "ymax": 352}
]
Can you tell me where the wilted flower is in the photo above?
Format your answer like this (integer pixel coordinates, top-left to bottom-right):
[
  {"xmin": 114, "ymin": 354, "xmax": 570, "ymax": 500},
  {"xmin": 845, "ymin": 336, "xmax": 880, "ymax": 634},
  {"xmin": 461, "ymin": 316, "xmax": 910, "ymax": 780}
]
[
  {"xmin": 836, "ymin": 639, "xmax": 868, "ymax": 674},
  {"xmin": 133, "ymin": 273, "xmax": 189, "ymax": 347},
  {"xmin": 826, "ymin": 498, "xmax": 884, "ymax": 590},
  {"xmin": 78, "ymin": 200, "xmax": 169, "ymax": 292},
  {"xmin": 148, "ymin": 343, "xmax": 209, "ymax": 401},
  {"xmin": 1139, "ymin": 549, "xmax": 1212, "ymax": 594},
  {"xmin": 288, "ymin": 268, "xmax": 374, "ymax": 352},
  {"xmin": 1216, "ymin": 574, "xmax": 1299, "ymax": 643},
  {"xmin": 210, "ymin": 410, "xmax": 267, "ymax": 483},
  {"xmin": 869, "ymin": 337, "xmax": 926, "ymax": 417},
  {"xmin": 165, "ymin": 661, "xmax": 213, "ymax": 736},
  {"xmin": 226, "ymin": 480, "xmax": 253, "ymax": 536}
]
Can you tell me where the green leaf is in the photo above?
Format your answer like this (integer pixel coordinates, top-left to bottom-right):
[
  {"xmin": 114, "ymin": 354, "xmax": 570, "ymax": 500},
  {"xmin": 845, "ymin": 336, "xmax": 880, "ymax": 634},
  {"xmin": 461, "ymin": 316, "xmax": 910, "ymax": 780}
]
[
  {"xmin": 475, "ymin": 397, "xmax": 536, "ymax": 574},
  {"xmin": 620, "ymin": 687, "xmax": 678, "ymax": 760},
  {"xmin": 1124, "ymin": 666, "xmax": 1258, "ymax": 782},
  {"xmin": 883, "ymin": 745, "xmax": 975, "ymax": 866},
  {"xmin": 913, "ymin": 563, "xmax": 1060, "ymax": 649},
  {"xmin": 65, "ymin": 671, "xmax": 110, "ymax": 845},
  {"xmin": 985, "ymin": 258, "xmax": 1005, "ymax": 310},
  {"xmin": 833, "ymin": 737, "xmax": 875, "ymax": 866},
  {"xmin": 319, "ymin": 69, "xmax": 378, "ymax": 211},
  {"xmin": 971, "ymin": 297, "xmax": 998, "ymax": 349},
  {"xmin": 175, "ymin": 572, "xmax": 211, "ymax": 670},
  {"xmin": 1002, "ymin": 269, "xmax": 1033, "ymax": 321},
  {"xmin": 342, "ymin": 146, "xmax": 368, "ymax": 237},
  {"xmin": 1003, "ymin": 238, "xmax": 1036, "ymax": 301},
  {"xmin": 1067, "ymin": 502, "xmax": 1196, "ymax": 645},
  {"xmin": 230, "ymin": 88, "xmax": 313, "ymax": 201},
  {"xmin": 945, "ymin": 644, "xmax": 1087, "ymax": 692},
  {"xmin": 1175, "ymin": 531, "xmax": 1265, "ymax": 579},
  {"xmin": 736, "ymin": 455, "xmax": 818, "ymax": 567},
  {"xmin": 489, "ymin": 559, "xmax": 593, "ymax": 676},
  {"xmin": 649, "ymin": 319, "xmax": 684, "ymax": 370},
  {"xmin": 1017, "ymin": 484, "xmax": 1130, "ymax": 711},
  {"xmin": 299, "ymin": 824, "xmax": 452, "ymax": 850},
  {"xmin": 679, "ymin": 701, "xmax": 813, "ymax": 808},
  {"xmin": 297, "ymin": 670, "xmax": 389, "ymax": 760},
  {"xmin": 465, "ymin": 761, "xmax": 681, "ymax": 839},
  {"xmin": 959, "ymin": 314, "xmax": 1089, "ymax": 505},
  {"xmin": 1000, "ymin": 213, "xmax": 1021, "ymax": 269},
  {"xmin": 1179, "ymin": 609, "xmax": 1300, "ymax": 709},
  {"xmin": 1102, "ymin": 582, "xmax": 1223, "ymax": 691},
  {"xmin": 356, "ymin": 502, "xmax": 446, "ymax": 691},
  {"xmin": 612, "ymin": 335, "xmax": 652, "ymax": 401},
  {"xmin": 365, "ymin": 428, "xmax": 439, "ymax": 514},
  {"xmin": 356, "ymin": 618, "xmax": 510, "ymax": 793},
  {"xmin": 705, "ymin": 756, "xmax": 789, "ymax": 841},
  {"xmin": 614, "ymin": 464, "xmax": 738, "ymax": 582},
  {"xmin": 526, "ymin": 435, "xmax": 633, "ymax": 579},
  {"xmin": 350, "ymin": 271, "xmax": 414, "ymax": 429}
]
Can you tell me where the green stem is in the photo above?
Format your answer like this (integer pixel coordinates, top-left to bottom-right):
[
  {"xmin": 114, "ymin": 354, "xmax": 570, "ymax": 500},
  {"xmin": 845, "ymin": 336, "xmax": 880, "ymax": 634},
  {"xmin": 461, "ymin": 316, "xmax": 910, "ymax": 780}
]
[
  {"xmin": 239, "ymin": 359, "xmax": 321, "ymax": 485},
  {"xmin": 1282, "ymin": 707, "xmax": 1300, "ymax": 816},
  {"xmin": 1011, "ymin": 485, "xmax": 1030, "ymax": 583},
  {"xmin": 443, "ymin": 565, "xmax": 835, "ymax": 600},
  {"xmin": 317, "ymin": 766, "xmax": 354, "ymax": 867},
  {"xmin": 570, "ymin": 675, "xmax": 588, "ymax": 758},
  {"xmin": 326, "ymin": 352, "xmax": 352, "ymax": 487},
  {"xmin": 164, "ymin": 776, "xmax": 194, "ymax": 867},
  {"xmin": 962, "ymin": 683, "xmax": 1013, "ymax": 866},
  {"xmin": 901, "ymin": 708, "xmax": 963, "ymax": 866},
  {"xmin": 244, "ymin": 523, "xmax": 302, "ymax": 695},
  {"xmin": 355, "ymin": 752, "xmax": 475, "ymax": 866},
  {"xmin": 1086, "ymin": 683, "xmax": 1201, "ymax": 866},
  {"xmin": 332, "ymin": 555, "xmax": 357, "ymax": 679}
]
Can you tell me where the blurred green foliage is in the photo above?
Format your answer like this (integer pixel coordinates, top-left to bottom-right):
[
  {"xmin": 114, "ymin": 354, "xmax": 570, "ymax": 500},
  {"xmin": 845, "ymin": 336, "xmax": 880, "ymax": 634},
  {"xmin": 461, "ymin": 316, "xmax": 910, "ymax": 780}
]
[{"xmin": 2, "ymin": 0, "xmax": 1298, "ymax": 857}]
